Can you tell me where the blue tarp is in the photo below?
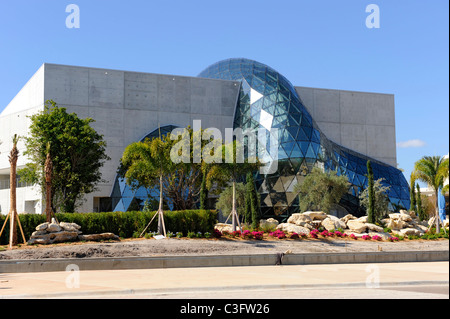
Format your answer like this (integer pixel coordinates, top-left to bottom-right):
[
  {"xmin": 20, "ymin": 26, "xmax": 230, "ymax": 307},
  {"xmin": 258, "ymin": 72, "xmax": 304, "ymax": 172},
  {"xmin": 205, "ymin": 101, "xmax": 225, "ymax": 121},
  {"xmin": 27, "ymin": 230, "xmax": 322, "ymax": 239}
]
[{"xmin": 438, "ymin": 186, "xmax": 446, "ymax": 222}]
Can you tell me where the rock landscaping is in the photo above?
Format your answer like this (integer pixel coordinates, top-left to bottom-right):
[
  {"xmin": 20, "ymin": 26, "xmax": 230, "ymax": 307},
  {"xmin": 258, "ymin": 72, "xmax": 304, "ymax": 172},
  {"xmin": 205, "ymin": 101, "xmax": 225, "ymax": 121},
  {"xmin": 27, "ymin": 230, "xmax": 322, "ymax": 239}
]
[
  {"xmin": 28, "ymin": 218, "xmax": 119, "ymax": 245},
  {"xmin": 215, "ymin": 210, "xmax": 449, "ymax": 242},
  {"xmin": 269, "ymin": 209, "xmax": 448, "ymax": 240}
]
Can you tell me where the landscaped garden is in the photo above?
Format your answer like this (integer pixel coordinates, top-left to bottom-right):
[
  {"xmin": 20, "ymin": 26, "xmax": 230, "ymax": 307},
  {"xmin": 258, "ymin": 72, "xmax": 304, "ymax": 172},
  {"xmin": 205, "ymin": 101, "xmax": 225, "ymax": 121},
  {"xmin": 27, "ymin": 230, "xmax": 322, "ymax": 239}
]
[{"xmin": 0, "ymin": 100, "xmax": 448, "ymax": 252}]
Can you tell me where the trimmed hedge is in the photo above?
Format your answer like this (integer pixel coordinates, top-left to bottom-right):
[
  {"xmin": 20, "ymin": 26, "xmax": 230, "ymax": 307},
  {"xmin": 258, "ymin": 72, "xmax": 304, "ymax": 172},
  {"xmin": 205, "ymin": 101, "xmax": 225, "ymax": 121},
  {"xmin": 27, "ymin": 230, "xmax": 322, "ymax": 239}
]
[{"xmin": 0, "ymin": 210, "xmax": 216, "ymax": 245}]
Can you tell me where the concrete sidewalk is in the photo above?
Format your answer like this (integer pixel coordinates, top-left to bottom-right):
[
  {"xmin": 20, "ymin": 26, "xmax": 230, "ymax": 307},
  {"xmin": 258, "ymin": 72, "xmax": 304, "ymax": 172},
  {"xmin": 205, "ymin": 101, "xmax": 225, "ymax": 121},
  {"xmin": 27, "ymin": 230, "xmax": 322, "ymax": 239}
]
[
  {"xmin": 0, "ymin": 262, "xmax": 448, "ymax": 299},
  {"xmin": 1, "ymin": 250, "xmax": 448, "ymax": 273}
]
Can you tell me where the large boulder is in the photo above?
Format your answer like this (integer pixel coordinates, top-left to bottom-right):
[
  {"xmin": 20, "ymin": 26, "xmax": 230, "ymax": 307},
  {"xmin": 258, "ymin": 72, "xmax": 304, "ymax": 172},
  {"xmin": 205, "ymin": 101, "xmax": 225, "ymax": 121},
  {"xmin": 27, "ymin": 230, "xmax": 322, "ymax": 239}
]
[
  {"xmin": 399, "ymin": 228, "xmax": 423, "ymax": 237},
  {"xmin": 28, "ymin": 231, "xmax": 79, "ymax": 245},
  {"xmin": 47, "ymin": 222, "xmax": 62, "ymax": 233},
  {"xmin": 215, "ymin": 223, "xmax": 240, "ymax": 232},
  {"xmin": 78, "ymin": 233, "xmax": 119, "ymax": 241},
  {"xmin": 302, "ymin": 211, "xmax": 327, "ymax": 221},
  {"xmin": 60, "ymin": 222, "xmax": 82, "ymax": 233},
  {"xmin": 347, "ymin": 220, "xmax": 367, "ymax": 233},
  {"xmin": 415, "ymin": 224, "xmax": 428, "ymax": 232},
  {"xmin": 287, "ymin": 214, "xmax": 300, "ymax": 224},
  {"xmin": 259, "ymin": 218, "xmax": 279, "ymax": 230},
  {"xmin": 294, "ymin": 215, "xmax": 313, "ymax": 227},
  {"xmin": 276, "ymin": 223, "xmax": 310, "ymax": 235},
  {"xmin": 365, "ymin": 223, "xmax": 384, "ymax": 233},
  {"xmin": 321, "ymin": 216, "xmax": 346, "ymax": 231},
  {"xmin": 35, "ymin": 222, "xmax": 49, "ymax": 231},
  {"xmin": 389, "ymin": 213, "xmax": 401, "ymax": 220},
  {"xmin": 28, "ymin": 220, "xmax": 119, "ymax": 245},
  {"xmin": 341, "ymin": 214, "xmax": 357, "ymax": 224},
  {"xmin": 387, "ymin": 218, "xmax": 405, "ymax": 231},
  {"xmin": 357, "ymin": 216, "xmax": 369, "ymax": 223},
  {"xmin": 399, "ymin": 213, "xmax": 412, "ymax": 222}
]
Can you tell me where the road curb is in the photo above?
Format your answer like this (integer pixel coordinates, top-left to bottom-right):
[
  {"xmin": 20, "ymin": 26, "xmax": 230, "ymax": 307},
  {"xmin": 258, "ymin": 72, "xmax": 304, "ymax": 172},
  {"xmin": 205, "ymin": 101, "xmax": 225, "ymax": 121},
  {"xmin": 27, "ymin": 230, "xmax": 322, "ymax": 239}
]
[{"xmin": 0, "ymin": 250, "xmax": 448, "ymax": 273}]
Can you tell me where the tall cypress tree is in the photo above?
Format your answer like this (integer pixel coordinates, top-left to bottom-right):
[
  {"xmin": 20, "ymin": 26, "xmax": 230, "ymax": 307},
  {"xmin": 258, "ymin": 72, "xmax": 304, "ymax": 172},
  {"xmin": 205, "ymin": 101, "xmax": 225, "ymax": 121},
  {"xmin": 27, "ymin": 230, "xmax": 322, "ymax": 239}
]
[
  {"xmin": 199, "ymin": 170, "xmax": 208, "ymax": 210},
  {"xmin": 416, "ymin": 183, "xmax": 426, "ymax": 221},
  {"xmin": 410, "ymin": 180, "xmax": 416, "ymax": 212},
  {"xmin": 367, "ymin": 160, "xmax": 375, "ymax": 224},
  {"xmin": 246, "ymin": 172, "xmax": 259, "ymax": 229}
]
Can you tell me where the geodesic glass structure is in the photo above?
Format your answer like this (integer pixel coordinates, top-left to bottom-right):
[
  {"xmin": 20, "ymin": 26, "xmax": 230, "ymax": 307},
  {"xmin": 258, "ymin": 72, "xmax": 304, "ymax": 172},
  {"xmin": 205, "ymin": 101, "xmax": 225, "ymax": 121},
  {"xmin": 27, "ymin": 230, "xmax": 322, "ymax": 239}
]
[
  {"xmin": 198, "ymin": 58, "xmax": 410, "ymax": 220},
  {"xmin": 110, "ymin": 125, "xmax": 178, "ymax": 212}
]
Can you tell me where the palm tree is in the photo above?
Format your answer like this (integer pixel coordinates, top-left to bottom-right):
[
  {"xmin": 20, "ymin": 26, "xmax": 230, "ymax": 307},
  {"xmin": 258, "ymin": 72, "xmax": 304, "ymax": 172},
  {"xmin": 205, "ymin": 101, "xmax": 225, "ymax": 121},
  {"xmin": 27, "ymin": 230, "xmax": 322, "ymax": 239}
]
[
  {"xmin": 121, "ymin": 136, "xmax": 173, "ymax": 236},
  {"xmin": 44, "ymin": 142, "xmax": 53, "ymax": 223},
  {"xmin": 8, "ymin": 134, "xmax": 20, "ymax": 248},
  {"xmin": 412, "ymin": 155, "xmax": 449, "ymax": 233}
]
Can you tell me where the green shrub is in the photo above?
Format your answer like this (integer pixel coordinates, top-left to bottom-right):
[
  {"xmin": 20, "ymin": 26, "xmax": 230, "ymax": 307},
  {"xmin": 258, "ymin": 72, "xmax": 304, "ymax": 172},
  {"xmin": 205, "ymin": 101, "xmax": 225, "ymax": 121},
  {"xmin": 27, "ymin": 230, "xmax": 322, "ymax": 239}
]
[
  {"xmin": 0, "ymin": 210, "xmax": 216, "ymax": 245},
  {"xmin": 187, "ymin": 231, "xmax": 196, "ymax": 238}
]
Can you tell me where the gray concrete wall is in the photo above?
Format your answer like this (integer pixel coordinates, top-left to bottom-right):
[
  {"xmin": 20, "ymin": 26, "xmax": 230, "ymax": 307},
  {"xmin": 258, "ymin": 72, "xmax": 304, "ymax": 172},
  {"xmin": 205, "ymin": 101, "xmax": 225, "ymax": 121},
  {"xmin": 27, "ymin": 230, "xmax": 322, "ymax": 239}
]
[
  {"xmin": 1, "ymin": 63, "xmax": 398, "ymax": 214},
  {"xmin": 42, "ymin": 63, "xmax": 239, "ymax": 212},
  {"xmin": 295, "ymin": 86, "xmax": 397, "ymax": 167}
]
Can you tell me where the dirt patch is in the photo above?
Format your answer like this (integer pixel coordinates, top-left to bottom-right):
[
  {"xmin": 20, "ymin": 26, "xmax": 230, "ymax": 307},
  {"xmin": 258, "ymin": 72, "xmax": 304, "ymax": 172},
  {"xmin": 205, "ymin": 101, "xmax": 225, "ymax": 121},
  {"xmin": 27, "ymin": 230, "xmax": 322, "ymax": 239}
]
[{"xmin": 0, "ymin": 237, "xmax": 448, "ymax": 260}]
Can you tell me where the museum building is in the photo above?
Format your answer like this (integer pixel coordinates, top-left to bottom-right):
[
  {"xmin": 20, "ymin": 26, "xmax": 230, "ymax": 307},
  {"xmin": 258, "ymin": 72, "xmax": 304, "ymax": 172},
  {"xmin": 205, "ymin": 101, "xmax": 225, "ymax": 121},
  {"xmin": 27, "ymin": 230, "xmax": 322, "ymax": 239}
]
[{"xmin": 0, "ymin": 58, "xmax": 410, "ymax": 220}]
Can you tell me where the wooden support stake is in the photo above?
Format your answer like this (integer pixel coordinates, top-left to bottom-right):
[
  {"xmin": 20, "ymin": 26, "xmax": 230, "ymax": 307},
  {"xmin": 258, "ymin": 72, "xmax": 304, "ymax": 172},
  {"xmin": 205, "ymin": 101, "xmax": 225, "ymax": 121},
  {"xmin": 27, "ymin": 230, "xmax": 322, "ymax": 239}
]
[{"xmin": 0, "ymin": 211, "xmax": 11, "ymax": 239}]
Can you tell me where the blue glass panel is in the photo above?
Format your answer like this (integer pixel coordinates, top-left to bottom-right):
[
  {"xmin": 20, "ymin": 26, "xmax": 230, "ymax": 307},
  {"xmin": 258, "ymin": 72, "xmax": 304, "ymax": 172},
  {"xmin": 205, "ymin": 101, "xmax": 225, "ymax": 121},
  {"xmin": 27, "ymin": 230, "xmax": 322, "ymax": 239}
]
[{"xmin": 197, "ymin": 58, "xmax": 410, "ymax": 217}]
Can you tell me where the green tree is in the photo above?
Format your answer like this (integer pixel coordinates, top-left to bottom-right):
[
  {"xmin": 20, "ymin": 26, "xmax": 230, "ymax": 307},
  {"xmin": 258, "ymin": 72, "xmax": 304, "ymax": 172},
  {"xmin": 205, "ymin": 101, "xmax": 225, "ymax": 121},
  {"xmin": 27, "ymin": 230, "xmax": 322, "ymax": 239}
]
[
  {"xmin": 359, "ymin": 178, "xmax": 391, "ymax": 222},
  {"xmin": 216, "ymin": 183, "xmax": 247, "ymax": 220},
  {"xmin": 119, "ymin": 127, "xmax": 207, "ymax": 212},
  {"xmin": 206, "ymin": 140, "xmax": 261, "ymax": 231},
  {"xmin": 366, "ymin": 160, "xmax": 375, "ymax": 224},
  {"xmin": 245, "ymin": 172, "xmax": 260, "ymax": 229},
  {"xmin": 409, "ymin": 173, "xmax": 417, "ymax": 212},
  {"xmin": 294, "ymin": 167, "xmax": 350, "ymax": 213},
  {"xmin": 416, "ymin": 183, "xmax": 426, "ymax": 221},
  {"xmin": 412, "ymin": 155, "xmax": 449, "ymax": 232},
  {"xmin": 19, "ymin": 100, "xmax": 109, "ymax": 213},
  {"xmin": 120, "ymin": 134, "xmax": 173, "ymax": 235},
  {"xmin": 199, "ymin": 169, "xmax": 208, "ymax": 210}
]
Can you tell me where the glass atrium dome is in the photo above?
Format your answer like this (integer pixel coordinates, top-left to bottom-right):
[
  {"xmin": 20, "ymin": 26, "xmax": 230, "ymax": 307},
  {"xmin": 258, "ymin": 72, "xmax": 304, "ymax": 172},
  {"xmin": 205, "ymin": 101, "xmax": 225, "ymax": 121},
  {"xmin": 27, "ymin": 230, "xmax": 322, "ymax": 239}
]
[{"xmin": 199, "ymin": 58, "xmax": 410, "ymax": 220}]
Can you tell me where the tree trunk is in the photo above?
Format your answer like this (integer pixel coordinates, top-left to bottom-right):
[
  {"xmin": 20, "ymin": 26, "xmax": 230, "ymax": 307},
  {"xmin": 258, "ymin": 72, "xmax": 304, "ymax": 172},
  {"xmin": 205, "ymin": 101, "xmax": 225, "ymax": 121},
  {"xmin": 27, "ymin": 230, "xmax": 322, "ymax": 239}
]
[
  {"xmin": 45, "ymin": 152, "xmax": 53, "ymax": 223},
  {"xmin": 8, "ymin": 142, "xmax": 19, "ymax": 248},
  {"xmin": 157, "ymin": 174, "xmax": 166, "ymax": 236},
  {"xmin": 435, "ymin": 190, "xmax": 440, "ymax": 234},
  {"xmin": 367, "ymin": 161, "xmax": 375, "ymax": 224}
]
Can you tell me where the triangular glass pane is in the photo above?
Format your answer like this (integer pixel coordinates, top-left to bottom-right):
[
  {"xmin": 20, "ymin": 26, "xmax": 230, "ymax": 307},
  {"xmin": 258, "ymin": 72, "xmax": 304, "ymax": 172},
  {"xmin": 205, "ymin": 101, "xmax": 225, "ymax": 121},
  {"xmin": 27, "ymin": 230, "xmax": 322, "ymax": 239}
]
[
  {"xmin": 278, "ymin": 145, "xmax": 288, "ymax": 159},
  {"xmin": 297, "ymin": 128, "xmax": 309, "ymax": 141},
  {"xmin": 291, "ymin": 143, "xmax": 303, "ymax": 158},
  {"xmin": 286, "ymin": 126, "xmax": 298, "ymax": 140},
  {"xmin": 299, "ymin": 141, "xmax": 309, "ymax": 155},
  {"xmin": 305, "ymin": 143, "xmax": 316, "ymax": 159},
  {"xmin": 311, "ymin": 130, "xmax": 321, "ymax": 143}
]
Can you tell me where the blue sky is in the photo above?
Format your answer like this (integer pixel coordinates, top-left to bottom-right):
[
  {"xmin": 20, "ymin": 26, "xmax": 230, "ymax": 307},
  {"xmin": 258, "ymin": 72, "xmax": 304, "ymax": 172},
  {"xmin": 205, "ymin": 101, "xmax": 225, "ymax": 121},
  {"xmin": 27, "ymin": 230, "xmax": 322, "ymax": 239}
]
[{"xmin": 0, "ymin": 0, "xmax": 448, "ymax": 185}]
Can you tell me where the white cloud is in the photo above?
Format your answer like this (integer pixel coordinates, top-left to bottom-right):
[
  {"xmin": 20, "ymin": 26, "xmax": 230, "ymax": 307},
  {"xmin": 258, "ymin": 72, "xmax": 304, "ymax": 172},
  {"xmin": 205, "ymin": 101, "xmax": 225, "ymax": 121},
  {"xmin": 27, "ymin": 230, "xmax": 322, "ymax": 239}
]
[{"xmin": 397, "ymin": 139, "xmax": 426, "ymax": 148}]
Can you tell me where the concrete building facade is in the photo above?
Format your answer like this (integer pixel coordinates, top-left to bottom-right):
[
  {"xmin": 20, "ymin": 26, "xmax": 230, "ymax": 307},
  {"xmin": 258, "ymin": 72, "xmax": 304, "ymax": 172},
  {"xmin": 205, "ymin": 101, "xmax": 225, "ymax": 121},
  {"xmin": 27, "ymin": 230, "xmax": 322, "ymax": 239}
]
[{"xmin": 0, "ymin": 59, "xmax": 404, "ymax": 218}]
